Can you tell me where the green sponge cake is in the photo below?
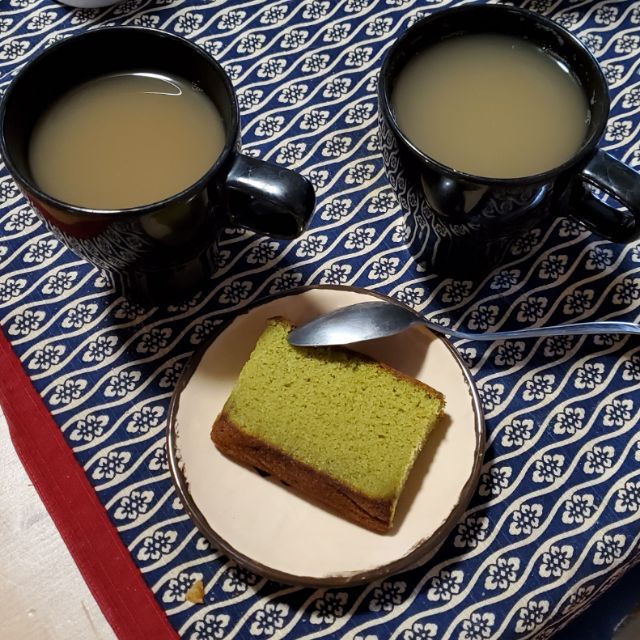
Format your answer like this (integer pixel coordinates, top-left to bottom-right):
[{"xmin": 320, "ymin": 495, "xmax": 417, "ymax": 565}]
[{"xmin": 211, "ymin": 317, "xmax": 445, "ymax": 533}]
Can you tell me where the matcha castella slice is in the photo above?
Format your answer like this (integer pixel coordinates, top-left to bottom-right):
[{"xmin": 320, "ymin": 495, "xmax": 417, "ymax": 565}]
[{"xmin": 211, "ymin": 317, "xmax": 445, "ymax": 533}]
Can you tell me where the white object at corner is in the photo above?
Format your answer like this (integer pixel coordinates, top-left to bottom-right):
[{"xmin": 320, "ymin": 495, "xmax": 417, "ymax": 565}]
[{"xmin": 56, "ymin": 0, "xmax": 122, "ymax": 7}]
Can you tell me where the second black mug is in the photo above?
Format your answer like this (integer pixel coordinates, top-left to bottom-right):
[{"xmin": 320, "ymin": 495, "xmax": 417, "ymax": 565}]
[{"xmin": 378, "ymin": 5, "xmax": 640, "ymax": 279}]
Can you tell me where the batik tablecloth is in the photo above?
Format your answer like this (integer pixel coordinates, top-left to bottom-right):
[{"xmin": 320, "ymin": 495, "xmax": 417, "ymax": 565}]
[{"xmin": 0, "ymin": 0, "xmax": 639, "ymax": 638}]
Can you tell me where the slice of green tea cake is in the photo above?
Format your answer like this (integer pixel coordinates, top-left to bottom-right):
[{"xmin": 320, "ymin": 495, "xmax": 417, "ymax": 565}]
[{"xmin": 211, "ymin": 317, "xmax": 445, "ymax": 533}]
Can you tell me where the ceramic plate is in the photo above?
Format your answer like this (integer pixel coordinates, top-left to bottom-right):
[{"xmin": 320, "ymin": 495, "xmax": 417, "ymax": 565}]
[{"xmin": 168, "ymin": 287, "xmax": 484, "ymax": 586}]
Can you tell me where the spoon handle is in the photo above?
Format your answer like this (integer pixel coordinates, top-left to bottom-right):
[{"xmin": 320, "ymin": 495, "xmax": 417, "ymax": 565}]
[{"xmin": 426, "ymin": 319, "xmax": 640, "ymax": 341}]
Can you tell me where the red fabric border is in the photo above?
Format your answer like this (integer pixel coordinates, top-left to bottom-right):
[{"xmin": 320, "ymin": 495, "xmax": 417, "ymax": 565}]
[{"xmin": 0, "ymin": 329, "xmax": 179, "ymax": 640}]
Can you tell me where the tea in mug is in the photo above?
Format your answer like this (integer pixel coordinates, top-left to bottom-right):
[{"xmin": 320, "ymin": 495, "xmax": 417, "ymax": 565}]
[
  {"xmin": 391, "ymin": 34, "xmax": 590, "ymax": 178},
  {"xmin": 28, "ymin": 72, "xmax": 226, "ymax": 209}
]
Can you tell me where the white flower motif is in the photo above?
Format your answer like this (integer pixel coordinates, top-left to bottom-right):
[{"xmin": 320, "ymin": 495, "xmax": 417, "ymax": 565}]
[
  {"xmin": 581, "ymin": 33, "xmax": 602, "ymax": 53},
  {"xmin": 595, "ymin": 6, "xmax": 618, "ymax": 25},
  {"xmin": 82, "ymin": 335, "xmax": 117, "ymax": 363},
  {"xmin": 484, "ymin": 557, "xmax": 519, "ymax": 590},
  {"xmin": 539, "ymin": 544, "xmax": 574, "ymax": 578},
  {"xmin": 50, "ymin": 378, "xmax": 87, "ymax": 406},
  {"xmin": 219, "ymin": 280, "xmax": 252, "ymax": 305},
  {"xmin": 69, "ymin": 414, "xmax": 108, "ymax": 443},
  {"xmin": 553, "ymin": 406, "xmax": 585, "ymax": 435},
  {"xmin": 320, "ymin": 264, "xmax": 352, "ymax": 285},
  {"xmin": 137, "ymin": 327, "xmax": 172, "ymax": 355},
  {"xmin": 516, "ymin": 296, "xmax": 547, "ymax": 322},
  {"xmin": 323, "ymin": 77, "xmax": 351, "ymax": 98},
  {"xmin": 478, "ymin": 382, "xmax": 504, "ymax": 413},
  {"xmin": 303, "ymin": 0, "xmax": 329, "ymax": 19},
  {"xmin": 62, "ymin": 303, "xmax": 98, "ymax": 328},
  {"xmin": 0, "ymin": 38, "xmax": 30, "ymax": 61},
  {"xmin": 468, "ymin": 305, "xmax": 499, "ymax": 331},
  {"xmin": 490, "ymin": 269, "xmax": 519, "ymax": 290},
  {"xmin": 562, "ymin": 493, "xmax": 596, "ymax": 525},
  {"xmin": 479, "ymin": 465, "xmax": 512, "ymax": 497},
  {"xmin": 396, "ymin": 286, "xmax": 423, "ymax": 307},
  {"xmin": 441, "ymin": 280, "xmax": 472, "ymax": 304},
  {"xmin": 509, "ymin": 503, "xmax": 543, "ymax": 535},
  {"xmin": 174, "ymin": 12, "xmax": 203, "ymax": 35},
  {"xmin": 574, "ymin": 362, "xmax": 605, "ymax": 390},
  {"xmin": 4, "ymin": 205, "xmax": 36, "ymax": 230},
  {"xmin": 593, "ymin": 533, "xmax": 626, "ymax": 566},
  {"xmin": 192, "ymin": 613, "xmax": 230, "ymax": 639},
  {"xmin": 623, "ymin": 354, "xmax": 640, "ymax": 381},
  {"xmin": 160, "ymin": 362, "xmax": 184, "ymax": 389},
  {"xmin": 255, "ymin": 115, "xmax": 283, "ymax": 138},
  {"xmin": 257, "ymin": 59, "xmax": 286, "ymax": 79},
  {"xmin": 247, "ymin": 241, "xmax": 279, "ymax": 266},
  {"xmin": 310, "ymin": 592, "xmax": 348, "ymax": 624},
  {"xmin": 28, "ymin": 344, "xmax": 65, "ymax": 372},
  {"xmin": 501, "ymin": 418, "xmax": 534, "ymax": 448},
  {"xmin": 149, "ymin": 447, "xmax": 168, "ymax": 472},
  {"xmin": 585, "ymin": 247, "xmax": 613, "ymax": 270},
  {"xmin": 261, "ymin": 5, "xmax": 286, "ymax": 24},
  {"xmin": 296, "ymin": 234, "xmax": 327, "ymax": 258},
  {"xmin": 612, "ymin": 277, "xmax": 640, "ymax": 304},
  {"xmin": 522, "ymin": 373, "xmax": 555, "ymax": 401},
  {"xmin": 114, "ymin": 490, "xmax": 154, "ymax": 521},
  {"xmin": 323, "ymin": 23, "xmax": 350, "ymax": 42},
  {"xmin": 368, "ymin": 256, "xmax": 399, "ymax": 281},
  {"xmin": 459, "ymin": 611, "xmax": 495, "ymax": 640},
  {"xmin": 237, "ymin": 34, "xmax": 265, "ymax": 54},
  {"xmin": 494, "ymin": 341, "xmax": 525, "ymax": 367},
  {"xmin": 249, "ymin": 602, "xmax": 289, "ymax": 636},
  {"xmin": 321, "ymin": 198, "xmax": 351, "ymax": 221},
  {"xmin": 42, "ymin": 270, "xmax": 77, "ymax": 295},
  {"xmin": 162, "ymin": 571, "xmax": 204, "ymax": 604},
  {"xmin": 281, "ymin": 29, "xmax": 308, "ymax": 50},
  {"xmin": 237, "ymin": 89, "xmax": 263, "ymax": 111},
  {"xmin": 323, "ymin": 136, "xmax": 351, "ymax": 157},
  {"xmin": 365, "ymin": 16, "xmax": 392, "ymax": 36},
  {"xmin": 427, "ymin": 570, "xmax": 463, "ymax": 601},
  {"xmin": 8, "ymin": 309, "xmax": 46, "ymax": 336},
  {"xmin": 346, "ymin": 46, "xmax": 373, "ymax": 67},
  {"xmin": 127, "ymin": 405, "xmax": 164, "ymax": 434},
  {"xmin": 606, "ymin": 119, "xmax": 631, "ymax": 139},
  {"xmin": 369, "ymin": 580, "xmax": 405, "ymax": 612},
  {"xmin": 300, "ymin": 109, "xmax": 329, "ymax": 130},
  {"xmin": 137, "ymin": 529, "xmax": 178, "ymax": 562},
  {"xmin": 346, "ymin": 163, "xmax": 374, "ymax": 184},
  {"xmin": 105, "ymin": 370, "xmax": 141, "ymax": 398},
  {"xmin": 269, "ymin": 272, "xmax": 303, "ymax": 293},
  {"xmin": 92, "ymin": 450, "xmax": 131, "ymax": 481},
  {"xmin": 400, "ymin": 621, "xmax": 438, "ymax": 639},
  {"xmin": 392, "ymin": 224, "xmax": 410, "ymax": 244},
  {"xmin": 544, "ymin": 334, "xmax": 574, "ymax": 358},
  {"xmin": 454, "ymin": 516, "xmax": 490, "ymax": 548},
  {"xmin": 276, "ymin": 141, "xmax": 306, "ymax": 165},
  {"xmin": 583, "ymin": 445, "xmax": 615, "ymax": 474},
  {"xmin": 222, "ymin": 564, "xmax": 259, "ymax": 593},
  {"xmin": 345, "ymin": 227, "xmax": 375, "ymax": 250},
  {"xmin": 346, "ymin": 0, "xmax": 372, "ymax": 12},
  {"xmin": 603, "ymin": 398, "xmax": 634, "ymax": 427},
  {"xmin": 515, "ymin": 600, "xmax": 549, "ymax": 633},
  {"xmin": 615, "ymin": 481, "xmax": 640, "ymax": 513},
  {"xmin": 563, "ymin": 288, "xmax": 594, "ymax": 315},
  {"xmin": 532, "ymin": 453, "xmax": 564, "ymax": 483},
  {"xmin": 279, "ymin": 83, "xmax": 307, "ymax": 104},
  {"xmin": 346, "ymin": 103, "xmax": 373, "ymax": 125}
]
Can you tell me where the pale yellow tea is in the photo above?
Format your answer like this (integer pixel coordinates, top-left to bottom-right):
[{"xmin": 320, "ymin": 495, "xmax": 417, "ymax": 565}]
[
  {"xmin": 391, "ymin": 34, "xmax": 590, "ymax": 178},
  {"xmin": 29, "ymin": 72, "xmax": 226, "ymax": 209}
]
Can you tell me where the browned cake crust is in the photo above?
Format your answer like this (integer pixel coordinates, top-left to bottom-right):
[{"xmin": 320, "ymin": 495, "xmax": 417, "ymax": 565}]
[{"xmin": 211, "ymin": 413, "xmax": 394, "ymax": 533}]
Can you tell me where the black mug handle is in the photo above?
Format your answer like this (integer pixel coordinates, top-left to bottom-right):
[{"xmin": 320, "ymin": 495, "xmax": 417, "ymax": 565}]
[
  {"xmin": 569, "ymin": 149, "xmax": 640, "ymax": 242},
  {"xmin": 223, "ymin": 154, "xmax": 315, "ymax": 238}
]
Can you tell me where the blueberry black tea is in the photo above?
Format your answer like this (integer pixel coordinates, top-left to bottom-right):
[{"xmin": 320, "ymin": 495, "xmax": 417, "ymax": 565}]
[
  {"xmin": 391, "ymin": 34, "xmax": 590, "ymax": 178},
  {"xmin": 29, "ymin": 71, "xmax": 226, "ymax": 209}
]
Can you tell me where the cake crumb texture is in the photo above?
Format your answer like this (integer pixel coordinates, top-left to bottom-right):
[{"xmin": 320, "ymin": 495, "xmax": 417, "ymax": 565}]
[{"xmin": 217, "ymin": 317, "xmax": 445, "ymax": 505}]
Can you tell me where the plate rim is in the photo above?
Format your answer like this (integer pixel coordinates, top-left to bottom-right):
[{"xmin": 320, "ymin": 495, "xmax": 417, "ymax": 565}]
[{"xmin": 166, "ymin": 284, "xmax": 485, "ymax": 587}]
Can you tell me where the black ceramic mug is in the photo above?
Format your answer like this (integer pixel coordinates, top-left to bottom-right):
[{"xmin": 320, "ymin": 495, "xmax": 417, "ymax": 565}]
[
  {"xmin": 0, "ymin": 27, "xmax": 315, "ymax": 303},
  {"xmin": 378, "ymin": 5, "xmax": 640, "ymax": 279}
]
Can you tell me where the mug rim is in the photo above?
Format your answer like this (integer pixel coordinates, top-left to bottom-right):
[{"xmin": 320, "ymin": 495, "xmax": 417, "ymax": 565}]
[
  {"xmin": 0, "ymin": 26, "xmax": 239, "ymax": 218},
  {"xmin": 378, "ymin": 4, "xmax": 610, "ymax": 186}
]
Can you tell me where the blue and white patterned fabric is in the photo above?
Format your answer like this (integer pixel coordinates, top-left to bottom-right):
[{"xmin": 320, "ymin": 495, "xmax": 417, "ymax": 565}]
[{"xmin": 1, "ymin": 0, "xmax": 639, "ymax": 638}]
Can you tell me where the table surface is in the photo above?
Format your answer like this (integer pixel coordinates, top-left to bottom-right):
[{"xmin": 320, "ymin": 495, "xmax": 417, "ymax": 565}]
[
  {"xmin": 0, "ymin": 410, "xmax": 115, "ymax": 640},
  {"xmin": 1, "ymin": 0, "xmax": 639, "ymax": 639}
]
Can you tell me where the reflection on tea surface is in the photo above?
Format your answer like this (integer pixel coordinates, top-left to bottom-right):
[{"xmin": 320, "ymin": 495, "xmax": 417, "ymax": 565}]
[
  {"xmin": 392, "ymin": 34, "xmax": 590, "ymax": 179},
  {"xmin": 29, "ymin": 71, "xmax": 226, "ymax": 209}
]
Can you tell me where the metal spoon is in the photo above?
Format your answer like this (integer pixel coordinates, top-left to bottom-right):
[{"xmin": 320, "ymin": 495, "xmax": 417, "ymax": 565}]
[{"xmin": 287, "ymin": 301, "xmax": 640, "ymax": 346}]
